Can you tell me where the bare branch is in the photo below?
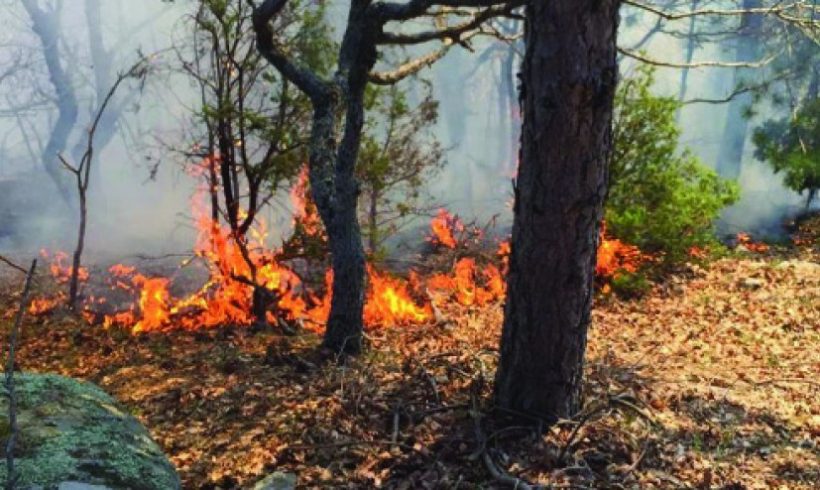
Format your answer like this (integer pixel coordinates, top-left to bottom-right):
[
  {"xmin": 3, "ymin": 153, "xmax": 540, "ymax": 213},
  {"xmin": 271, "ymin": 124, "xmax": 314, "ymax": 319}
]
[
  {"xmin": 0, "ymin": 255, "xmax": 27, "ymax": 275},
  {"xmin": 623, "ymin": 0, "xmax": 818, "ymax": 21},
  {"xmin": 375, "ymin": 0, "xmax": 521, "ymax": 21},
  {"xmin": 377, "ymin": 3, "xmax": 522, "ymax": 45},
  {"xmin": 619, "ymin": 47, "xmax": 778, "ymax": 68},
  {"xmin": 370, "ymin": 45, "xmax": 454, "ymax": 84}
]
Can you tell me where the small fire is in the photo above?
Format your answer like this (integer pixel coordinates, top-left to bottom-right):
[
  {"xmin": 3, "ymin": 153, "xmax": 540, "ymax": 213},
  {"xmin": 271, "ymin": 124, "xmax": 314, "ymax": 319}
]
[
  {"xmin": 41, "ymin": 249, "xmax": 89, "ymax": 284},
  {"xmin": 28, "ymin": 199, "xmax": 646, "ymax": 332},
  {"xmin": 736, "ymin": 232, "xmax": 770, "ymax": 253},
  {"xmin": 290, "ymin": 165, "xmax": 324, "ymax": 239},
  {"xmin": 429, "ymin": 209, "xmax": 462, "ymax": 249},
  {"xmin": 364, "ymin": 266, "xmax": 431, "ymax": 326},
  {"xmin": 427, "ymin": 258, "xmax": 505, "ymax": 307},
  {"xmin": 596, "ymin": 223, "xmax": 644, "ymax": 280},
  {"xmin": 28, "ymin": 296, "xmax": 63, "ymax": 315},
  {"xmin": 688, "ymin": 246, "xmax": 709, "ymax": 259}
]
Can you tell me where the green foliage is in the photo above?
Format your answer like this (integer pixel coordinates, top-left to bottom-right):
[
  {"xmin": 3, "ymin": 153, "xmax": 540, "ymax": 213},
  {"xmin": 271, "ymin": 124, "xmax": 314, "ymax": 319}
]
[
  {"xmin": 753, "ymin": 98, "xmax": 820, "ymax": 208},
  {"xmin": 609, "ymin": 67, "xmax": 740, "ymax": 261},
  {"xmin": 357, "ymin": 82, "xmax": 445, "ymax": 255},
  {"xmin": 188, "ymin": 0, "xmax": 330, "ymax": 198},
  {"xmin": 609, "ymin": 271, "xmax": 652, "ymax": 299}
]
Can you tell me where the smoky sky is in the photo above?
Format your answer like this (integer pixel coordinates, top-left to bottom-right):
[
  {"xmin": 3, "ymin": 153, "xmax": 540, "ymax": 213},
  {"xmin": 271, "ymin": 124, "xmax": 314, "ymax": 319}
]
[{"xmin": 0, "ymin": 0, "xmax": 811, "ymax": 256}]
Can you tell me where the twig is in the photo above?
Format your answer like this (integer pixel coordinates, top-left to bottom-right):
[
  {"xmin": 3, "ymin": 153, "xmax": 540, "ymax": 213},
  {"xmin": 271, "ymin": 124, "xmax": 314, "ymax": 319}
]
[
  {"xmin": 0, "ymin": 256, "xmax": 26, "ymax": 275},
  {"xmin": 4, "ymin": 259, "xmax": 37, "ymax": 490},
  {"xmin": 557, "ymin": 403, "xmax": 610, "ymax": 463},
  {"xmin": 469, "ymin": 379, "xmax": 542, "ymax": 489},
  {"xmin": 609, "ymin": 395, "xmax": 660, "ymax": 428}
]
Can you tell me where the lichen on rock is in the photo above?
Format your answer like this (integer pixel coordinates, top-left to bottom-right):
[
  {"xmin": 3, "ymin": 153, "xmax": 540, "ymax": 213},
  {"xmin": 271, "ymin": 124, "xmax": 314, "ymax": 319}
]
[{"xmin": 0, "ymin": 373, "xmax": 179, "ymax": 490}]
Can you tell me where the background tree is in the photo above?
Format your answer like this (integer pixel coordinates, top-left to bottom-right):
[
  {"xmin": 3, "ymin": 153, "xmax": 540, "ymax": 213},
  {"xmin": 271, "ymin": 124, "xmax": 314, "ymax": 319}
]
[
  {"xmin": 19, "ymin": 0, "xmax": 154, "ymax": 204},
  {"xmin": 178, "ymin": 0, "xmax": 333, "ymax": 325},
  {"xmin": 494, "ymin": 0, "xmax": 620, "ymax": 420}
]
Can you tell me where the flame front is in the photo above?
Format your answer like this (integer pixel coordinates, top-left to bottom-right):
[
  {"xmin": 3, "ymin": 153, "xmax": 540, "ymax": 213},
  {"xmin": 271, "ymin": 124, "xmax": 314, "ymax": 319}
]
[{"xmin": 29, "ymin": 203, "xmax": 644, "ymax": 332}]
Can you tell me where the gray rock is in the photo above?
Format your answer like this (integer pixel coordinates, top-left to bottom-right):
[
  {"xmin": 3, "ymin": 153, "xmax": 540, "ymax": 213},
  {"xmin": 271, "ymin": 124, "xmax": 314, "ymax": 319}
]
[
  {"xmin": 252, "ymin": 471, "xmax": 297, "ymax": 490},
  {"xmin": 0, "ymin": 373, "xmax": 180, "ymax": 490}
]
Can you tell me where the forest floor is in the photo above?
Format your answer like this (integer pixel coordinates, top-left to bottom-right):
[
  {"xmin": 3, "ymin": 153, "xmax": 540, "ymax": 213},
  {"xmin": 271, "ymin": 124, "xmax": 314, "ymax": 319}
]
[{"xmin": 1, "ymin": 220, "xmax": 818, "ymax": 489}]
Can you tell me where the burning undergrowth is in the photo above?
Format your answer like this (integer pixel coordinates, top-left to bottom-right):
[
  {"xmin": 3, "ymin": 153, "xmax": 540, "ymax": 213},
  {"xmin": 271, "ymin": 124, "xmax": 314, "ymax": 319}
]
[{"xmin": 26, "ymin": 175, "xmax": 648, "ymax": 334}]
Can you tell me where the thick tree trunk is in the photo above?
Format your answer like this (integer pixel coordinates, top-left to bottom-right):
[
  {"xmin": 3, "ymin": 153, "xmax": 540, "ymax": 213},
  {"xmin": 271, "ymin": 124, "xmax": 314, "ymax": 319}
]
[
  {"xmin": 716, "ymin": 0, "xmax": 762, "ymax": 180},
  {"xmin": 494, "ymin": 0, "xmax": 620, "ymax": 422}
]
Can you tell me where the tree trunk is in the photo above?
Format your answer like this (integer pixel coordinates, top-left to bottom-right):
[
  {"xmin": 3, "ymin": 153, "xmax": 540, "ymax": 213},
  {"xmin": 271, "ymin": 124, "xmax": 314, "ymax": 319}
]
[
  {"xmin": 676, "ymin": 0, "xmax": 698, "ymax": 121},
  {"xmin": 494, "ymin": 0, "xmax": 620, "ymax": 422},
  {"xmin": 367, "ymin": 190, "xmax": 379, "ymax": 254},
  {"xmin": 716, "ymin": 0, "xmax": 762, "ymax": 180},
  {"xmin": 22, "ymin": 0, "xmax": 78, "ymax": 205},
  {"xmin": 320, "ymin": 4, "xmax": 376, "ymax": 354}
]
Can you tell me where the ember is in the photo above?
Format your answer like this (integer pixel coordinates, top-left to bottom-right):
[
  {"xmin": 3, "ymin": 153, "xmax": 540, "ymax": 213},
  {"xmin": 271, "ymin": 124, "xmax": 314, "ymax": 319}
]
[{"xmin": 736, "ymin": 232, "xmax": 770, "ymax": 253}]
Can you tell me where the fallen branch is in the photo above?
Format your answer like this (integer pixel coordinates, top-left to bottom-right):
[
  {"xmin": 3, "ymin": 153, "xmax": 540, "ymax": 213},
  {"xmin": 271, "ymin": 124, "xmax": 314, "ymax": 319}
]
[
  {"xmin": 0, "ymin": 256, "xmax": 27, "ymax": 275},
  {"xmin": 4, "ymin": 259, "xmax": 37, "ymax": 490}
]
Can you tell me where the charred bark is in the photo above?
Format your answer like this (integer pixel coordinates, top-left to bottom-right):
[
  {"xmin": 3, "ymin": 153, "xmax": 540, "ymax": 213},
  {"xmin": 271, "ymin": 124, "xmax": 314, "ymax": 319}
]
[{"xmin": 494, "ymin": 0, "xmax": 620, "ymax": 422}]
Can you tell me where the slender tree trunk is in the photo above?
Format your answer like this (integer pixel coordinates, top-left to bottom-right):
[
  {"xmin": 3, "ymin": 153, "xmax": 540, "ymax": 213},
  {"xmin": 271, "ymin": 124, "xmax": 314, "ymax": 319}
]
[
  {"xmin": 68, "ymin": 190, "xmax": 87, "ymax": 309},
  {"xmin": 716, "ymin": 0, "xmax": 762, "ymax": 179},
  {"xmin": 494, "ymin": 0, "xmax": 620, "ymax": 422},
  {"xmin": 676, "ymin": 0, "xmax": 698, "ymax": 121},
  {"xmin": 320, "ymin": 3, "xmax": 376, "ymax": 354}
]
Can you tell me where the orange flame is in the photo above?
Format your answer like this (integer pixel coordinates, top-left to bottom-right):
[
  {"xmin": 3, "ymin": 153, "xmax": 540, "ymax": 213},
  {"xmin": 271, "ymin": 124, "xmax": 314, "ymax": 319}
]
[
  {"xmin": 736, "ymin": 232, "xmax": 770, "ymax": 253},
  {"xmin": 290, "ymin": 165, "xmax": 324, "ymax": 239},
  {"xmin": 364, "ymin": 266, "xmax": 431, "ymax": 326},
  {"xmin": 427, "ymin": 258, "xmax": 505, "ymax": 307},
  {"xmin": 41, "ymin": 249, "xmax": 89, "ymax": 284},
  {"xmin": 595, "ymin": 223, "xmax": 644, "ymax": 279},
  {"xmin": 429, "ymin": 209, "xmax": 462, "ymax": 249}
]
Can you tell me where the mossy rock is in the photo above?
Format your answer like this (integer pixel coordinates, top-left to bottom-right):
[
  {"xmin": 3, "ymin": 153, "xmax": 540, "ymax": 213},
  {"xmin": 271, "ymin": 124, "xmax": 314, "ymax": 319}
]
[{"xmin": 0, "ymin": 373, "xmax": 180, "ymax": 490}]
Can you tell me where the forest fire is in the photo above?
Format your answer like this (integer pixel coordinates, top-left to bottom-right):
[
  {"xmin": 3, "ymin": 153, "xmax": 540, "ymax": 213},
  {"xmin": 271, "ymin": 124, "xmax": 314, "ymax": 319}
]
[{"xmin": 28, "ymin": 196, "xmax": 644, "ymax": 333}]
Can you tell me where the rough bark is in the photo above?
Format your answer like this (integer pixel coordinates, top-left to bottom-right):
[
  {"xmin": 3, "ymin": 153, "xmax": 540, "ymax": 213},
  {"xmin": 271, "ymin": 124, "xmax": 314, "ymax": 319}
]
[
  {"xmin": 716, "ymin": 0, "xmax": 762, "ymax": 179},
  {"xmin": 494, "ymin": 0, "xmax": 620, "ymax": 422},
  {"xmin": 320, "ymin": 1, "xmax": 378, "ymax": 354}
]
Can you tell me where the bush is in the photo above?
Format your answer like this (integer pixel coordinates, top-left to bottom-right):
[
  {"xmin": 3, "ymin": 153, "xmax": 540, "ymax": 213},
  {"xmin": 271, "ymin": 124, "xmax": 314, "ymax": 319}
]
[{"xmin": 608, "ymin": 67, "xmax": 740, "ymax": 262}]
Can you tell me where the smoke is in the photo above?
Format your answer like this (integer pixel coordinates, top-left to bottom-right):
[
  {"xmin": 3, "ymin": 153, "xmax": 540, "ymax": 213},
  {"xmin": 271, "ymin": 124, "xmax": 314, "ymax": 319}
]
[{"xmin": 0, "ymin": 1, "xmax": 811, "ymax": 258}]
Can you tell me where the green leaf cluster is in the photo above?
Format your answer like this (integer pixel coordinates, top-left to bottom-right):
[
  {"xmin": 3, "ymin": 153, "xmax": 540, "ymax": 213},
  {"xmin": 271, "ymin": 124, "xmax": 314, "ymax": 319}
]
[{"xmin": 609, "ymin": 66, "xmax": 740, "ymax": 262}]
